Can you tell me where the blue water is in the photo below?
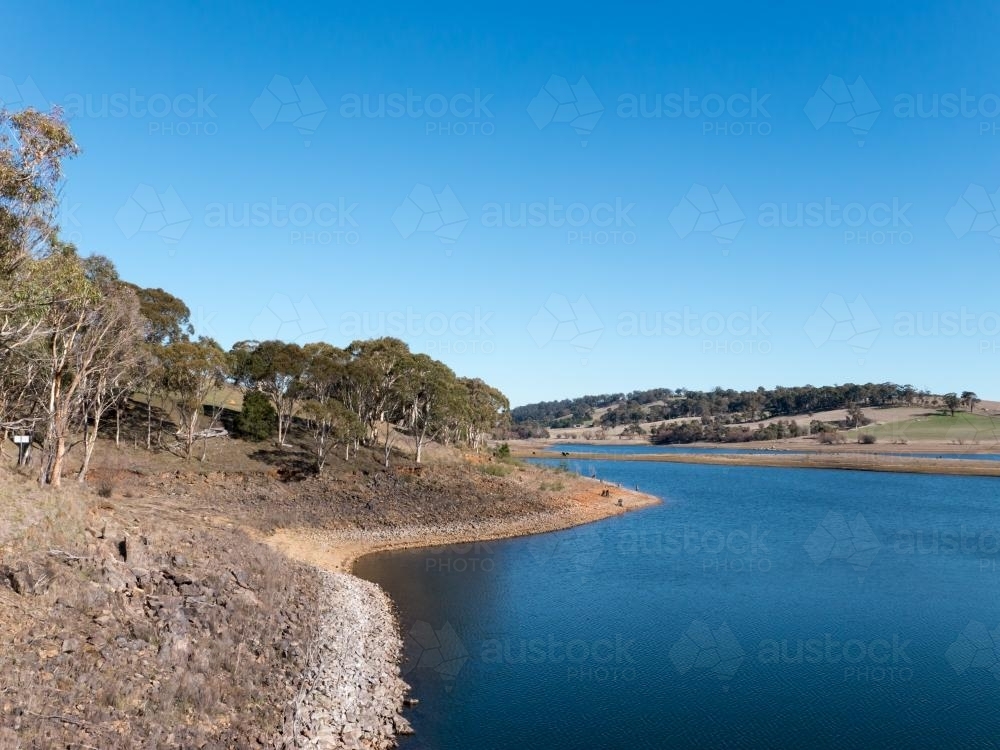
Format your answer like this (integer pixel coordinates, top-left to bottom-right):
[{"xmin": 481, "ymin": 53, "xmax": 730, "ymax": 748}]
[
  {"xmin": 356, "ymin": 461, "xmax": 1000, "ymax": 749},
  {"xmin": 548, "ymin": 442, "xmax": 1000, "ymax": 461}
]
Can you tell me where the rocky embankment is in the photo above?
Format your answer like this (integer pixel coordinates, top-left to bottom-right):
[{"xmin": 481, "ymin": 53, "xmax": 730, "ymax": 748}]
[
  {"xmin": 0, "ymin": 494, "xmax": 318, "ymax": 749},
  {"xmin": 291, "ymin": 572, "xmax": 411, "ymax": 749}
]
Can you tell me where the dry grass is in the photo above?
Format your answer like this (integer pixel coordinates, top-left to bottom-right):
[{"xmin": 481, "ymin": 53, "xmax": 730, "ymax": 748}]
[{"xmin": 0, "ymin": 465, "xmax": 319, "ymax": 748}]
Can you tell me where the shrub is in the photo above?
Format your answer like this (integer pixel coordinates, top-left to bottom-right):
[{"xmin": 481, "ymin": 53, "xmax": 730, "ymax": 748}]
[
  {"xmin": 235, "ymin": 391, "xmax": 277, "ymax": 441},
  {"xmin": 493, "ymin": 442, "xmax": 511, "ymax": 460},
  {"xmin": 859, "ymin": 433, "xmax": 877, "ymax": 444},
  {"xmin": 818, "ymin": 431, "xmax": 846, "ymax": 444},
  {"xmin": 480, "ymin": 463, "xmax": 512, "ymax": 477}
]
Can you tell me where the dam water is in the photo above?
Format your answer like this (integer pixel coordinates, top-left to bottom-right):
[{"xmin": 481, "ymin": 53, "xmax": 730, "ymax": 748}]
[{"xmin": 355, "ymin": 460, "xmax": 1000, "ymax": 749}]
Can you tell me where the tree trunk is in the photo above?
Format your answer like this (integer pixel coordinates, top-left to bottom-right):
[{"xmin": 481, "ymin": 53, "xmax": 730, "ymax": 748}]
[
  {"xmin": 186, "ymin": 413, "xmax": 197, "ymax": 460},
  {"xmin": 115, "ymin": 408, "xmax": 121, "ymax": 448},
  {"xmin": 383, "ymin": 427, "xmax": 392, "ymax": 468},
  {"xmin": 47, "ymin": 435, "xmax": 67, "ymax": 488},
  {"xmin": 78, "ymin": 412, "xmax": 103, "ymax": 482},
  {"xmin": 414, "ymin": 425, "xmax": 428, "ymax": 463}
]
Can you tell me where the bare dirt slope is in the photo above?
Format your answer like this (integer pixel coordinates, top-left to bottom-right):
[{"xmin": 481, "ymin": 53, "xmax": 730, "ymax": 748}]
[{"xmin": 0, "ymin": 436, "xmax": 657, "ymax": 748}]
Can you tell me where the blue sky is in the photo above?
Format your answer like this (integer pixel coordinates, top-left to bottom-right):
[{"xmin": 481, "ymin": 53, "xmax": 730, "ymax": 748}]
[{"xmin": 5, "ymin": 1, "xmax": 1000, "ymax": 405}]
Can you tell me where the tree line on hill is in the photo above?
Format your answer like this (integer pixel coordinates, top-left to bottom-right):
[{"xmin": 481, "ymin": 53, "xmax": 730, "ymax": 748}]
[
  {"xmin": 0, "ymin": 109, "xmax": 509, "ymax": 487},
  {"xmin": 512, "ymin": 383, "xmax": 980, "ymax": 440}
]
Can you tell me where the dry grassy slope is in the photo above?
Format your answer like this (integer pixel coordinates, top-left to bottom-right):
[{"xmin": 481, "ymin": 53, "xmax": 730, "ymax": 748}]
[
  {"xmin": 0, "ymin": 465, "xmax": 320, "ymax": 749},
  {"xmin": 0, "ymin": 431, "xmax": 638, "ymax": 748}
]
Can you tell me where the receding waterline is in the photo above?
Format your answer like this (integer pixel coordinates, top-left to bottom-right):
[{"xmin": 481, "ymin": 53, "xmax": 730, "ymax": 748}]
[{"xmin": 356, "ymin": 461, "xmax": 1000, "ymax": 749}]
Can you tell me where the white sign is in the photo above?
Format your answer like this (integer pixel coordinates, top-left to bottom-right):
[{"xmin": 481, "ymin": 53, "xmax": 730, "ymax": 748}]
[{"xmin": 12, "ymin": 436, "xmax": 29, "ymax": 444}]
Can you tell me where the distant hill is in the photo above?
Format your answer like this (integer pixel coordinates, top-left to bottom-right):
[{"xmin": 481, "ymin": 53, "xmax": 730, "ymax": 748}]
[{"xmin": 510, "ymin": 383, "xmax": 971, "ymax": 438}]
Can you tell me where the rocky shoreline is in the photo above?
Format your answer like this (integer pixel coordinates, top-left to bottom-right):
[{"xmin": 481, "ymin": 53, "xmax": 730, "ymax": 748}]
[
  {"xmin": 265, "ymin": 481, "xmax": 661, "ymax": 574},
  {"xmin": 277, "ymin": 479, "xmax": 661, "ymax": 748},
  {"xmin": 290, "ymin": 571, "xmax": 412, "ymax": 749}
]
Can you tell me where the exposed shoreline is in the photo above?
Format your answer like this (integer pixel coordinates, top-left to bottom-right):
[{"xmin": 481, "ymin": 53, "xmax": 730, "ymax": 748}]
[
  {"xmin": 263, "ymin": 476, "xmax": 661, "ymax": 748},
  {"xmin": 289, "ymin": 571, "xmax": 412, "ymax": 750},
  {"xmin": 516, "ymin": 448, "xmax": 1000, "ymax": 477},
  {"xmin": 514, "ymin": 437, "xmax": 1000, "ymax": 455},
  {"xmin": 263, "ymin": 478, "xmax": 662, "ymax": 574}
]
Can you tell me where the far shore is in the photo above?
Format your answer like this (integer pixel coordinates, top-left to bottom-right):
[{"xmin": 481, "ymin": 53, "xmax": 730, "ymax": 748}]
[
  {"xmin": 515, "ymin": 447, "xmax": 1000, "ymax": 477},
  {"xmin": 512, "ymin": 437, "xmax": 1000, "ymax": 455},
  {"xmin": 261, "ymin": 477, "xmax": 661, "ymax": 574}
]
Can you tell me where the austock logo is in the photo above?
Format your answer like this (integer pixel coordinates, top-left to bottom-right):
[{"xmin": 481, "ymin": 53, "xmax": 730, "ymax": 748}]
[
  {"xmin": 804, "ymin": 75, "xmax": 880, "ymax": 146},
  {"xmin": 403, "ymin": 620, "xmax": 469, "ymax": 691},
  {"xmin": 249, "ymin": 294, "xmax": 326, "ymax": 343},
  {"xmin": 617, "ymin": 88, "xmax": 772, "ymax": 137},
  {"xmin": 946, "ymin": 185, "xmax": 1000, "ymax": 245},
  {"xmin": 946, "ymin": 621, "xmax": 1000, "ymax": 681},
  {"xmin": 527, "ymin": 294, "xmax": 604, "ymax": 355},
  {"xmin": 392, "ymin": 184, "xmax": 468, "ymax": 245},
  {"xmin": 527, "ymin": 75, "xmax": 604, "ymax": 145},
  {"xmin": 804, "ymin": 294, "xmax": 881, "ymax": 361},
  {"xmin": 250, "ymin": 75, "xmax": 327, "ymax": 145},
  {"xmin": 114, "ymin": 184, "xmax": 192, "ymax": 244},
  {"xmin": 668, "ymin": 184, "xmax": 745, "ymax": 245},
  {"xmin": 0, "ymin": 76, "xmax": 48, "ymax": 110},
  {"xmin": 669, "ymin": 621, "xmax": 745, "ymax": 689},
  {"xmin": 804, "ymin": 511, "xmax": 882, "ymax": 579},
  {"xmin": 524, "ymin": 526, "xmax": 606, "ymax": 574}
]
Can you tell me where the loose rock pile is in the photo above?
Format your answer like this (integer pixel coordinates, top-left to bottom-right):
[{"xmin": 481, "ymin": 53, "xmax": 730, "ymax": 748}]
[{"xmin": 292, "ymin": 572, "xmax": 412, "ymax": 749}]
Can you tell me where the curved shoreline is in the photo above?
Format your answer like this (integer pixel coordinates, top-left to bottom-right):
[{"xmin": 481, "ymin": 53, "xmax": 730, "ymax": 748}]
[
  {"xmin": 266, "ymin": 478, "xmax": 661, "ymax": 748},
  {"xmin": 264, "ymin": 480, "xmax": 661, "ymax": 575}
]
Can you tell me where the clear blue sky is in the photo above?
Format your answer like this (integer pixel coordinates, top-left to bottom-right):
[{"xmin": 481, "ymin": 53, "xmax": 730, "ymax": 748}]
[{"xmin": 6, "ymin": 1, "xmax": 999, "ymax": 405}]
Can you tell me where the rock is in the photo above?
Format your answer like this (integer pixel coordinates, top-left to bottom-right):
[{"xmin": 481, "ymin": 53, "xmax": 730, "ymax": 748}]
[
  {"xmin": 2, "ymin": 562, "xmax": 52, "ymax": 595},
  {"xmin": 165, "ymin": 569, "xmax": 194, "ymax": 586},
  {"xmin": 121, "ymin": 533, "xmax": 152, "ymax": 566},
  {"xmin": 290, "ymin": 572, "xmax": 409, "ymax": 750},
  {"xmin": 99, "ymin": 558, "xmax": 134, "ymax": 592},
  {"xmin": 231, "ymin": 568, "xmax": 253, "ymax": 590}
]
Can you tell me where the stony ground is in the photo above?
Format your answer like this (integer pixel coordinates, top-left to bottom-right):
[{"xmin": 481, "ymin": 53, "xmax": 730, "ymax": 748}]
[
  {"xmin": 292, "ymin": 573, "xmax": 411, "ymax": 749},
  {"xmin": 0, "ymin": 472, "xmax": 319, "ymax": 748},
  {"xmin": 0, "ymin": 439, "xmax": 642, "ymax": 748}
]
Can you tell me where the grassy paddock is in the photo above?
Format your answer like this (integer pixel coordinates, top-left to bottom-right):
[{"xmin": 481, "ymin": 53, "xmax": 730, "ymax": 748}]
[{"xmin": 860, "ymin": 412, "xmax": 1000, "ymax": 443}]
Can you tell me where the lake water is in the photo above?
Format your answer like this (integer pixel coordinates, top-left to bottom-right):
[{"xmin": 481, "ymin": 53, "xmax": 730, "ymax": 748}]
[
  {"xmin": 548, "ymin": 442, "xmax": 1000, "ymax": 461},
  {"xmin": 355, "ymin": 460, "xmax": 1000, "ymax": 749}
]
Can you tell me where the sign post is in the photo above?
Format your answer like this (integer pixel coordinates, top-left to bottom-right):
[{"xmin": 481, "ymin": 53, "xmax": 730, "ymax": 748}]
[{"xmin": 13, "ymin": 435, "xmax": 29, "ymax": 466}]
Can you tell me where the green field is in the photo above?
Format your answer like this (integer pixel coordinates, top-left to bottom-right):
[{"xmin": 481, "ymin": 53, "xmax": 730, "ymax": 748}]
[{"xmin": 860, "ymin": 412, "xmax": 1000, "ymax": 443}]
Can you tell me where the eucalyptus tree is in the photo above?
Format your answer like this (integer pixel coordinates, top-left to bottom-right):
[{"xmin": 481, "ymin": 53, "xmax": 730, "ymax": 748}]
[
  {"xmin": 398, "ymin": 353, "xmax": 460, "ymax": 463},
  {"xmin": 943, "ymin": 393, "xmax": 961, "ymax": 417},
  {"xmin": 961, "ymin": 391, "xmax": 979, "ymax": 413},
  {"xmin": 0, "ymin": 108, "xmax": 78, "ymax": 270},
  {"xmin": 160, "ymin": 337, "xmax": 228, "ymax": 460},
  {"xmin": 298, "ymin": 342, "xmax": 360, "ymax": 471},
  {"xmin": 76, "ymin": 267, "xmax": 148, "ymax": 480},
  {"xmin": 342, "ymin": 337, "xmax": 412, "ymax": 447},
  {"xmin": 459, "ymin": 377, "xmax": 510, "ymax": 451},
  {"xmin": 128, "ymin": 285, "xmax": 193, "ymax": 449},
  {"xmin": 0, "ymin": 108, "xmax": 78, "ymax": 444},
  {"xmin": 229, "ymin": 340, "xmax": 306, "ymax": 447}
]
